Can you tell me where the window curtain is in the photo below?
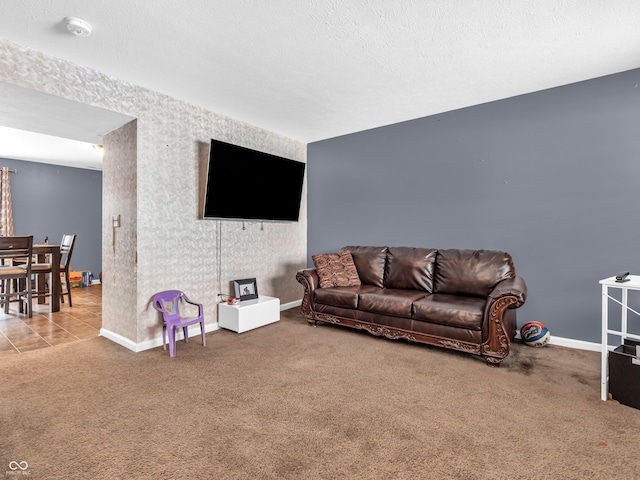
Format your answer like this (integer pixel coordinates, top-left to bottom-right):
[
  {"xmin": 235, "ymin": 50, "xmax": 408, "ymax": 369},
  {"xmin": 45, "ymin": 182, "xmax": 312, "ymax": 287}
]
[{"xmin": 0, "ymin": 167, "xmax": 14, "ymax": 237}]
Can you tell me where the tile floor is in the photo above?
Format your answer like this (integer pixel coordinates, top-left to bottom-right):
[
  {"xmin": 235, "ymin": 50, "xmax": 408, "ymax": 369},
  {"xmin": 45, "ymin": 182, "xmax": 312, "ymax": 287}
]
[{"xmin": 0, "ymin": 284, "xmax": 101, "ymax": 356}]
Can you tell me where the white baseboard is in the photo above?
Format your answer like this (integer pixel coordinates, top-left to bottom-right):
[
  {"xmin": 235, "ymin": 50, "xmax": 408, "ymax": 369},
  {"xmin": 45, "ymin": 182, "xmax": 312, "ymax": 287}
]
[
  {"xmin": 99, "ymin": 328, "xmax": 139, "ymax": 351},
  {"xmin": 100, "ymin": 322, "xmax": 220, "ymax": 353},
  {"xmin": 515, "ymin": 330, "xmax": 602, "ymax": 352},
  {"xmin": 280, "ymin": 299, "xmax": 301, "ymax": 310},
  {"xmin": 547, "ymin": 335, "xmax": 602, "ymax": 352},
  {"xmin": 101, "ymin": 299, "xmax": 301, "ymax": 353},
  {"xmin": 101, "ymin": 300, "xmax": 604, "ymax": 355}
]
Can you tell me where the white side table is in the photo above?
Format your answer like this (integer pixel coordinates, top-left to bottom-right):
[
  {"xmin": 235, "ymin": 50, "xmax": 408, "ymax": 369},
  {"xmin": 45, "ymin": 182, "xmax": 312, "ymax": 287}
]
[
  {"xmin": 218, "ymin": 295, "xmax": 280, "ymax": 333},
  {"xmin": 599, "ymin": 275, "xmax": 640, "ymax": 400}
]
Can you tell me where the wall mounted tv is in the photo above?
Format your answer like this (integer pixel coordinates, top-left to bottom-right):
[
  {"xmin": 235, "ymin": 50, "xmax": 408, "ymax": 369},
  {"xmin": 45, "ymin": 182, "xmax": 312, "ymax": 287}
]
[{"xmin": 203, "ymin": 138, "xmax": 306, "ymax": 222}]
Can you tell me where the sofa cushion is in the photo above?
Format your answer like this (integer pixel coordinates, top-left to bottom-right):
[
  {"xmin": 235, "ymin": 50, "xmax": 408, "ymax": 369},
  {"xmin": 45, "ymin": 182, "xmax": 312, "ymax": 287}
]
[
  {"xmin": 384, "ymin": 247, "xmax": 437, "ymax": 292},
  {"xmin": 412, "ymin": 294, "xmax": 485, "ymax": 330},
  {"xmin": 359, "ymin": 289, "xmax": 428, "ymax": 317},
  {"xmin": 315, "ymin": 287, "xmax": 360, "ymax": 309},
  {"xmin": 314, "ymin": 285, "xmax": 380, "ymax": 309},
  {"xmin": 312, "ymin": 251, "xmax": 361, "ymax": 288},
  {"xmin": 341, "ymin": 246, "xmax": 388, "ymax": 288},
  {"xmin": 434, "ymin": 249, "xmax": 515, "ymax": 297}
]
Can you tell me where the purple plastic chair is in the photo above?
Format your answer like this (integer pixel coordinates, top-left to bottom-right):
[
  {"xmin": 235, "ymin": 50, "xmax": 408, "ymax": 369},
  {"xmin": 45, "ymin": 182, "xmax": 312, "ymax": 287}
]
[{"xmin": 152, "ymin": 290, "xmax": 206, "ymax": 357}]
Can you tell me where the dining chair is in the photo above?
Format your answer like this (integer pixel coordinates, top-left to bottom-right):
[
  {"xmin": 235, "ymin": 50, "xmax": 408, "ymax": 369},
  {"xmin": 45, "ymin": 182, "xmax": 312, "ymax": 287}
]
[
  {"xmin": 0, "ymin": 236, "xmax": 33, "ymax": 317},
  {"xmin": 31, "ymin": 234, "xmax": 76, "ymax": 307},
  {"xmin": 57, "ymin": 234, "xmax": 76, "ymax": 306},
  {"xmin": 152, "ymin": 290, "xmax": 206, "ymax": 357}
]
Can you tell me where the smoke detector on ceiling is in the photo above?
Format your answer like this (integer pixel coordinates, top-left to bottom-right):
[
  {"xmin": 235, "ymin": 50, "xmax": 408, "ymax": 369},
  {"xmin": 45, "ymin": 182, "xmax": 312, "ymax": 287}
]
[{"xmin": 65, "ymin": 17, "xmax": 92, "ymax": 37}]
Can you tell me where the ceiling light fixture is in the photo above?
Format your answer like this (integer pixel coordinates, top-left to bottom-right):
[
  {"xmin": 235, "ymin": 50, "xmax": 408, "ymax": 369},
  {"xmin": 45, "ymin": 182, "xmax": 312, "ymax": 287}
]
[
  {"xmin": 93, "ymin": 144, "xmax": 104, "ymax": 156},
  {"xmin": 65, "ymin": 17, "xmax": 92, "ymax": 37}
]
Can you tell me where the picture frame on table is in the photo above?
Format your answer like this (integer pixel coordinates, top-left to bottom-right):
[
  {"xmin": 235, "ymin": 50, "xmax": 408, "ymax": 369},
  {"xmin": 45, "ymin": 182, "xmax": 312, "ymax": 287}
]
[{"xmin": 233, "ymin": 278, "xmax": 258, "ymax": 301}]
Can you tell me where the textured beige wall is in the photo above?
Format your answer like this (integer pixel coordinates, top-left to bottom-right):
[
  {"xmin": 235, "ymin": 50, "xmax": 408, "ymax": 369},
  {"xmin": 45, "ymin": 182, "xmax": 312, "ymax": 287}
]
[
  {"xmin": 102, "ymin": 120, "xmax": 138, "ymax": 341},
  {"xmin": 0, "ymin": 40, "xmax": 307, "ymax": 347}
]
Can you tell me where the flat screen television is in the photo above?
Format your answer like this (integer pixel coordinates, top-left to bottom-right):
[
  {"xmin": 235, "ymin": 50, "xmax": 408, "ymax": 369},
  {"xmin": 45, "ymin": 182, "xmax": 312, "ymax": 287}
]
[{"xmin": 203, "ymin": 138, "xmax": 306, "ymax": 222}]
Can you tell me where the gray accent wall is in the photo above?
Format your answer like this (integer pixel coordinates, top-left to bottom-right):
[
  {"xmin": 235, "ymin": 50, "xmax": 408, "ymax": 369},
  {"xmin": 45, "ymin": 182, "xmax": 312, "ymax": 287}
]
[
  {"xmin": 307, "ymin": 68, "xmax": 640, "ymax": 345},
  {"xmin": 0, "ymin": 157, "xmax": 102, "ymax": 278}
]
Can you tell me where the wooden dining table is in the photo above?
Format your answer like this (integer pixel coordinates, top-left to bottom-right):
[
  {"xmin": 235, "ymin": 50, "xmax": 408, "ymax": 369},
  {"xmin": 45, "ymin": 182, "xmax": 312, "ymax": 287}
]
[{"xmin": 33, "ymin": 243, "xmax": 61, "ymax": 313}]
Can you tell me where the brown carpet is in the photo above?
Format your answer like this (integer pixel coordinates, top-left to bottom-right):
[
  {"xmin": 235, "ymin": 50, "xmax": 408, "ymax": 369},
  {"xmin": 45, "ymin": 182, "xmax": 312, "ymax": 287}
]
[{"xmin": 1, "ymin": 308, "xmax": 639, "ymax": 479}]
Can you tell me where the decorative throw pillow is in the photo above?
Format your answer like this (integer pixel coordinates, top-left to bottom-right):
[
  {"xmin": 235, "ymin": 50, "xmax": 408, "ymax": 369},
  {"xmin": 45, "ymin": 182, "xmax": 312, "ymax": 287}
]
[{"xmin": 312, "ymin": 251, "xmax": 361, "ymax": 288}]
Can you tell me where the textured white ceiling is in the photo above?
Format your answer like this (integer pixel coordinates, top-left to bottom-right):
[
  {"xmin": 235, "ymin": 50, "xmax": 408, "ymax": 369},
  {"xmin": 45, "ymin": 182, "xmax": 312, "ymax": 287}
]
[
  {"xmin": 0, "ymin": 125, "xmax": 105, "ymax": 170},
  {"xmin": 1, "ymin": 1, "xmax": 639, "ymax": 159},
  {"xmin": 0, "ymin": 81, "xmax": 133, "ymax": 170}
]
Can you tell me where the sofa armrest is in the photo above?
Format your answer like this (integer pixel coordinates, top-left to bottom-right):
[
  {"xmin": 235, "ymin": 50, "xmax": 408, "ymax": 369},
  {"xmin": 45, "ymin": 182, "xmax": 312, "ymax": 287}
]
[
  {"xmin": 482, "ymin": 275, "xmax": 527, "ymax": 365},
  {"xmin": 296, "ymin": 268, "xmax": 319, "ymax": 290},
  {"xmin": 296, "ymin": 268, "xmax": 319, "ymax": 317},
  {"xmin": 488, "ymin": 275, "xmax": 527, "ymax": 308}
]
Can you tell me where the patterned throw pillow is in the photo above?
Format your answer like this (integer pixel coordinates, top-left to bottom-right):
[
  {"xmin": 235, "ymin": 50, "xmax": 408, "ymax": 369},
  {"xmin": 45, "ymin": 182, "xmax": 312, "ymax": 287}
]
[{"xmin": 312, "ymin": 251, "xmax": 361, "ymax": 288}]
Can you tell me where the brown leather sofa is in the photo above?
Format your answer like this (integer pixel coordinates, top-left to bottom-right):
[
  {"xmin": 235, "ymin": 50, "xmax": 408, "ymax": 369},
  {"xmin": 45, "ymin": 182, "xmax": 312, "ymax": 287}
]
[{"xmin": 296, "ymin": 246, "xmax": 527, "ymax": 366}]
